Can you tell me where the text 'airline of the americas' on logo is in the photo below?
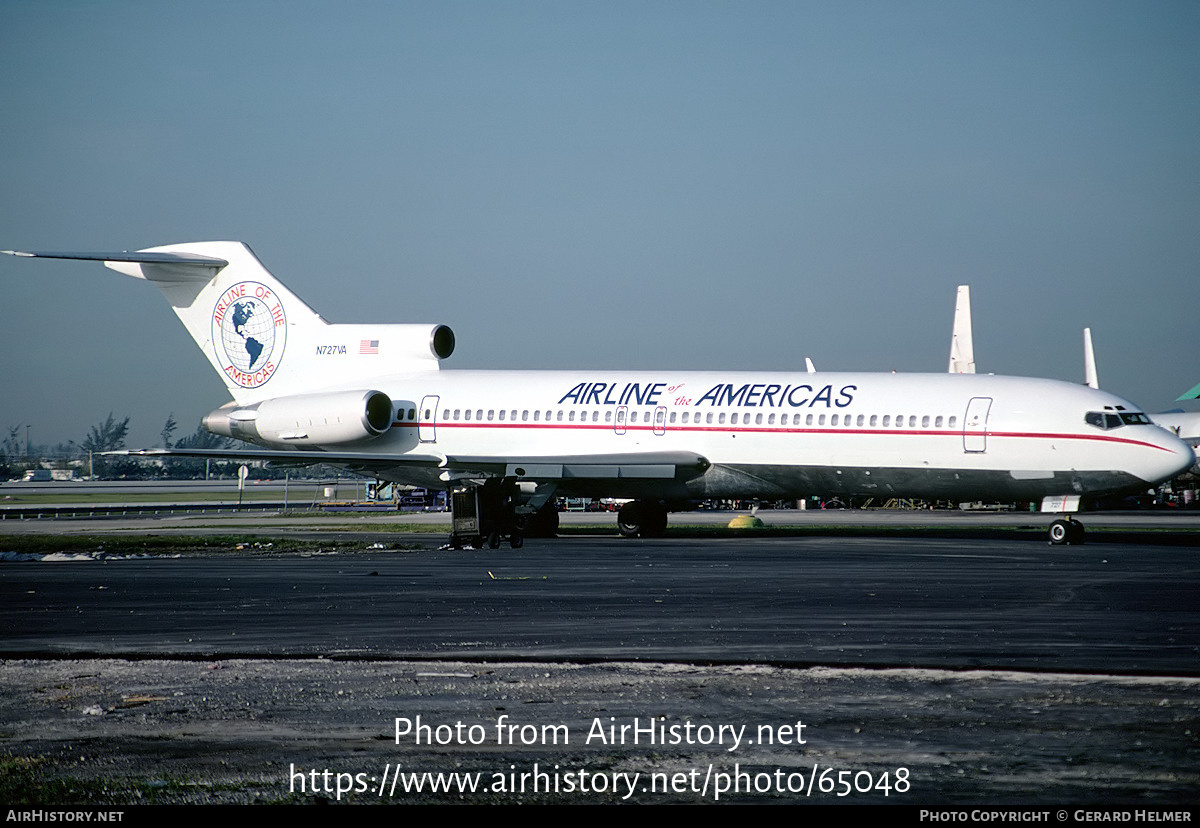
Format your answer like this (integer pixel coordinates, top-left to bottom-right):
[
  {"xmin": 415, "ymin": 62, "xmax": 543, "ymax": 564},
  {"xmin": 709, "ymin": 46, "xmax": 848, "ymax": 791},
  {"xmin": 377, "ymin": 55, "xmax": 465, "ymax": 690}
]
[{"xmin": 211, "ymin": 281, "xmax": 287, "ymax": 388}]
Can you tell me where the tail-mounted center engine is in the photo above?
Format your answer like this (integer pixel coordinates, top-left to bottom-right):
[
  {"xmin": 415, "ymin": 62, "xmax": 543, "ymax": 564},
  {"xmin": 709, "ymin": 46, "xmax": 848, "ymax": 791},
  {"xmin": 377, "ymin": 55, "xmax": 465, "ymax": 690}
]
[{"xmin": 203, "ymin": 389, "xmax": 394, "ymax": 447}]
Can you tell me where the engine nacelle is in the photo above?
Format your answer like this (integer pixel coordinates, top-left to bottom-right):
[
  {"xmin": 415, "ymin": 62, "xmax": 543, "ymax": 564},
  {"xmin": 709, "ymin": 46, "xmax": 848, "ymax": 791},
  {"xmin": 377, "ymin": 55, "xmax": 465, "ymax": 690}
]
[
  {"xmin": 361, "ymin": 323, "xmax": 455, "ymax": 362},
  {"xmin": 203, "ymin": 389, "xmax": 394, "ymax": 446}
]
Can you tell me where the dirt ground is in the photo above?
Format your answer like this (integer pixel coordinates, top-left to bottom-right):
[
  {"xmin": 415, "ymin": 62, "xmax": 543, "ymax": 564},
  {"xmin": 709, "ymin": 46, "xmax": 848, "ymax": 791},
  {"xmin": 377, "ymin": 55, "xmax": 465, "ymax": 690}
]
[{"xmin": 1, "ymin": 657, "xmax": 1197, "ymax": 805}]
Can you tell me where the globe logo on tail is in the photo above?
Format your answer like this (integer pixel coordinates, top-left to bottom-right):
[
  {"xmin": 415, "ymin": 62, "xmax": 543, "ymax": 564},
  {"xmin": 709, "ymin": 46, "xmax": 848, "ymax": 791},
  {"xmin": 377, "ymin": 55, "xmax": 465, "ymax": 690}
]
[{"xmin": 211, "ymin": 281, "xmax": 287, "ymax": 388}]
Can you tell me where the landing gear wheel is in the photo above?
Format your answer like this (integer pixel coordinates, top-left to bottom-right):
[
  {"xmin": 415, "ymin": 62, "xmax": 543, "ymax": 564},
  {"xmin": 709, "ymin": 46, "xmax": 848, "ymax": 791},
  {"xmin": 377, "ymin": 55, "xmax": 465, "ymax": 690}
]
[
  {"xmin": 1048, "ymin": 519, "xmax": 1070, "ymax": 545},
  {"xmin": 643, "ymin": 504, "xmax": 668, "ymax": 537},
  {"xmin": 1067, "ymin": 518, "xmax": 1085, "ymax": 545},
  {"xmin": 487, "ymin": 530, "xmax": 501, "ymax": 550},
  {"xmin": 1048, "ymin": 518, "xmax": 1086, "ymax": 545},
  {"xmin": 521, "ymin": 503, "xmax": 560, "ymax": 538},
  {"xmin": 617, "ymin": 501, "xmax": 668, "ymax": 538},
  {"xmin": 618, "ymin": 502, "xmax": 643, "ymax": 538},
  {"xmin": 510, "ymin": 532, "xmax": 524, "ymax": 549}
]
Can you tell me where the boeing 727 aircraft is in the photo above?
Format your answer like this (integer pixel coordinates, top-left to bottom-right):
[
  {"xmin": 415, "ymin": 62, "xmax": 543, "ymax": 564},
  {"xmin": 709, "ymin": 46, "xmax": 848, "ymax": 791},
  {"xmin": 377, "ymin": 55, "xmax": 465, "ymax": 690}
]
[{"xmin": 5, "ymin": 242, "xmax": 1193, "ymax": 546}]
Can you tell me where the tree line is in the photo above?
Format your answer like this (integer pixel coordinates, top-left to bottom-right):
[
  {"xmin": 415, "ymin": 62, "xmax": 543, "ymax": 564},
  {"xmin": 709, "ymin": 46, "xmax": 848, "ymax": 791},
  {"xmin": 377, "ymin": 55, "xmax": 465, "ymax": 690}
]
[{"xmin": 0, "ymin": 413, "xmax": 264, "ymax": 480}]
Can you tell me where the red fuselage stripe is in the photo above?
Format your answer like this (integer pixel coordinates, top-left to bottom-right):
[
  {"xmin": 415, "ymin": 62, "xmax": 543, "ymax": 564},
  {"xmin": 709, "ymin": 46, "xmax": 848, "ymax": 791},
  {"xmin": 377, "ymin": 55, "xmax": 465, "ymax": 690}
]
[{"xmin": 389, "ymin": 421, "xmax": 1174, "ymax": 452}]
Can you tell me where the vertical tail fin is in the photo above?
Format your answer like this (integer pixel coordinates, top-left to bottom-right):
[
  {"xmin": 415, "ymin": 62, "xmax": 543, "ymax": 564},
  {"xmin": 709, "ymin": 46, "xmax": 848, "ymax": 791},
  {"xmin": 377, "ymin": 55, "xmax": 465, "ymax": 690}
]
[
  {"xmin": 1083, "ymin": 327, "xmax": 1100, "ymax": 389},
  {"xmin": 104, "ymin": 242, "xmax": 325, "ymax": 403},
  {"xmin": 4, "ymin": 242, "xmax": 455, "ymax": 405},
  {"xmin": 948, "ymin": 285, "xmax": 976, "ymax": 373}
]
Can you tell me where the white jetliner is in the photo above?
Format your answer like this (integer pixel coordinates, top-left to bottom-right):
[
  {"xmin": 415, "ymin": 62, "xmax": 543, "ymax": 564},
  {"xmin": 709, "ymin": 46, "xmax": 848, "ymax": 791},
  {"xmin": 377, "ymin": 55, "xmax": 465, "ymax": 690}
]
[{"xmin": 5, "ymin": 242, "xmax": 1193, "ymax": 546}]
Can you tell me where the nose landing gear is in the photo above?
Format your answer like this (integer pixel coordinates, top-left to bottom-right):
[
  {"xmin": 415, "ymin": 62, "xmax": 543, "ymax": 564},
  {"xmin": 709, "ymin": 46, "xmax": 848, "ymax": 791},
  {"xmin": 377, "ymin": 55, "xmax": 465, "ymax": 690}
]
[{"xmin": 1048, "ymin": 517, "xmax": 1085, "ymax": 545}]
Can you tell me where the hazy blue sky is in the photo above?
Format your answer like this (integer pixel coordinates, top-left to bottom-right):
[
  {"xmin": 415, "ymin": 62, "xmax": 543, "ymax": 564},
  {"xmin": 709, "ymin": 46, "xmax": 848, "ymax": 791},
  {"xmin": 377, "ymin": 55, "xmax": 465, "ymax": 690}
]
[{"xmin": 2, "ymin": 1, "xmax": 1196, "ymax": 448}]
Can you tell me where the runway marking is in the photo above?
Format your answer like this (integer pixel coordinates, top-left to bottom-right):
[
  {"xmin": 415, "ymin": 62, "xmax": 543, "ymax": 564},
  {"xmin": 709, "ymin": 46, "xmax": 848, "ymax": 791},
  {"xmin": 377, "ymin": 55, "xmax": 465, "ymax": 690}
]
[{"xmin": 488, "ymin": 570, "xmax": 548, "ymax": 581}]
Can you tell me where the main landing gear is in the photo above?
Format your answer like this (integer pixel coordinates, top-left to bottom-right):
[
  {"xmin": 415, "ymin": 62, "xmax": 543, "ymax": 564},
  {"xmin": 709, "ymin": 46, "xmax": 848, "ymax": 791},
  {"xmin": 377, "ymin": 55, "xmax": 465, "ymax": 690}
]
[
  {"xmin": 1047, "ymin": 517, "xmax": 1085, "ymax": 545},
  {"xmin": 617, "ymin": 500, "xmax": 669, "ymax": 538}
]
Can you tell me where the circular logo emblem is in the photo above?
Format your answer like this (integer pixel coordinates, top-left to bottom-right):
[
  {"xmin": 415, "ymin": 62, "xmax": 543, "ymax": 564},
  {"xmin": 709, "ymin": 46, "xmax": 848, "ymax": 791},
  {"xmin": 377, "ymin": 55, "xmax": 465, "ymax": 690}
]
[{"xmin": 211, "ymin": 281, "xmax": 287, "ymax": 388}]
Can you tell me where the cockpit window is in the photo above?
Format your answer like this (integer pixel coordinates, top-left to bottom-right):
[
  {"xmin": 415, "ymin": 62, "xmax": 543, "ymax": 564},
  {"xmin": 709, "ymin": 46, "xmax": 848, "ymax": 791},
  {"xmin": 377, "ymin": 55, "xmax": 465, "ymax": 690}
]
[{"xmin": 1085, "ymin": 411, "xmax": 1152, "ymax": 430}]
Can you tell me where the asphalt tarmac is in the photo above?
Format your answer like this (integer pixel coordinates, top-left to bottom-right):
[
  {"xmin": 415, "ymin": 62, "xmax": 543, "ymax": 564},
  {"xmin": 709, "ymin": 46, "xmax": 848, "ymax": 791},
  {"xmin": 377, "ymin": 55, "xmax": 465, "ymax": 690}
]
[
  {"xmin": 1, "ymin": 512, "xmax": 1198, "ymax": 806},
  {"xmin": 3, "ymin": 534, "xmax": 1199, "ymax": 673}
]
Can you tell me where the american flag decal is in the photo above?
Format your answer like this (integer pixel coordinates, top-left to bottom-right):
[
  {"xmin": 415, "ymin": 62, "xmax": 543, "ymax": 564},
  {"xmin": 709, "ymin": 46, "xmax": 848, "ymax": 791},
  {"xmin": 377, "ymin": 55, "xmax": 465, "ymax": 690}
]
[{"xmin": 360, "ymin": 339, "xmax": 379, "ymax": 355}]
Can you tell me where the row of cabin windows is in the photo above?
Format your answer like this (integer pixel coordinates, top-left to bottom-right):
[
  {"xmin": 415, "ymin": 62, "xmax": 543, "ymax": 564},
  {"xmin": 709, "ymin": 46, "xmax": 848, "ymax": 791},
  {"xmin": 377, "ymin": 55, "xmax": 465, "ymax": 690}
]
[{"xmin": 424, "ymin": 408, "xmax": 960, "ymax": 429}]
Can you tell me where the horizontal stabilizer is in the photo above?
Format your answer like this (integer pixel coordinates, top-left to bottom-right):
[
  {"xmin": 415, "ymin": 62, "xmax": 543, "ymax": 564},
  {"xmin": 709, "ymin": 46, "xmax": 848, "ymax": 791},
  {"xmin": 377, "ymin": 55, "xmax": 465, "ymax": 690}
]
[
  {"xmin": 2, "ymin": 249, "xmax": 227, "ymax": 282},
  {"xmin": 2, "ymin": 249, "xmax": 227, "ymax": 266}
]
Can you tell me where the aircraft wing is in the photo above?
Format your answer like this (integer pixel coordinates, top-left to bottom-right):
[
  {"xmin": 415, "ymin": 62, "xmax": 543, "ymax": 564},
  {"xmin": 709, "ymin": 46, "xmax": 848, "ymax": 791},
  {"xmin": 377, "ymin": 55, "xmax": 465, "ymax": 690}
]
[
  {"xmin": 111, "ymin": 447, "xmax": 710, "ymax": 482},
  {"xmin": 112, "ymin": 447, "xmax": 445, "ymax": 472}
]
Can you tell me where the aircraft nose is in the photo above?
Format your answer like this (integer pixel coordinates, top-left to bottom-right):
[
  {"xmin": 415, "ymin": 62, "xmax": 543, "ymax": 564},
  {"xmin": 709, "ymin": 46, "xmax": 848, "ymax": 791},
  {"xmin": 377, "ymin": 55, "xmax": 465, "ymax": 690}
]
[{"xmin": 1155, "ymin": 433, "xmax": 1197, "ymax": 483}]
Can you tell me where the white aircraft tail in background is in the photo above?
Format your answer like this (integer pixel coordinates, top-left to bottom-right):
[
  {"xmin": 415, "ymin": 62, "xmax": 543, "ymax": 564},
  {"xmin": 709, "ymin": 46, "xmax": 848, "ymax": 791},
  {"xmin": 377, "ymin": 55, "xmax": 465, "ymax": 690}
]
[
  {"xmin": 1083, "ymin": 328, "xmax": 1100, "ymax": 390},
  {"xmin": 948, "ymin": 285, "xmax": 975, "ymax": 374}
]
